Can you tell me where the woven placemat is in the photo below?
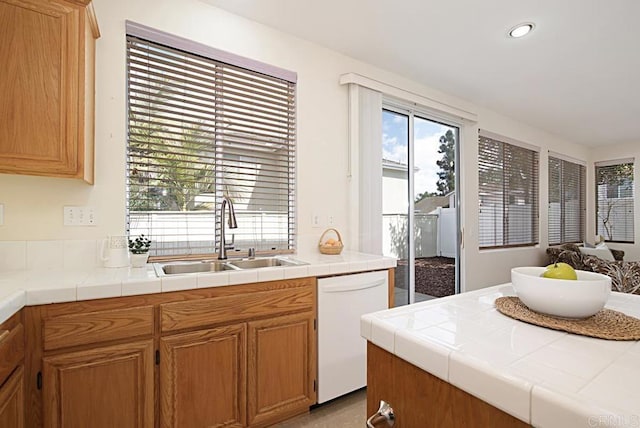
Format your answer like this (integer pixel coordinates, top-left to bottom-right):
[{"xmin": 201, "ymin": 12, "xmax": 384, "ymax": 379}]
[{"xmin": 495, "ymin": 296, "xmax": 640, "ymax": 340}]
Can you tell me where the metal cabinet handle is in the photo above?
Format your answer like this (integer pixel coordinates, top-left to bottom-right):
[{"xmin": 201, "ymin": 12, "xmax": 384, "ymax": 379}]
[{"xmin": 367, "ymin": 400, "xmax": 395, "ymax": 427}]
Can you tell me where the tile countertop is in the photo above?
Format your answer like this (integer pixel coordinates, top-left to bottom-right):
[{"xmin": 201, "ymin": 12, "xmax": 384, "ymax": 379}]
[
  {"xmin": 361, "ymin": 285, "xmax": 640, "ymax": 428},
  {"xmin": 0, "ymin": 251, "xmax": 395, "ymax": 324}
]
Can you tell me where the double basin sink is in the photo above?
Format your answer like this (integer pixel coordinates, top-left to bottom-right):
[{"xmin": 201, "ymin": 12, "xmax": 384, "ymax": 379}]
[{"xmin": 154, "ymin": 256, "xmax": 308, "ymax": 276}]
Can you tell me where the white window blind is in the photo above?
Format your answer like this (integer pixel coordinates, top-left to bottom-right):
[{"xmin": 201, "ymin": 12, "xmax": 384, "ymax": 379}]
[
  {"xmin": 548, "ymin": 156, "xmax": 586, "ymax": 245},
  {"xmin": 595, "ymin": 161, "xmax": 634, "ymax": 243},
  {"xmin": 478, "ymin": 134, "xmax": 539, "ymax": 249},
  {"xmin": 126, "ymin": 33, "xmax": 296, "ymax": 257}
]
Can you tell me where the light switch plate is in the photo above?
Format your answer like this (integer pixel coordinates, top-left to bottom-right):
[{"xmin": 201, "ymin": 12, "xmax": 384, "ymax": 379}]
[
  {"xmin": 0, "ymin": 203, "xmax": 4, "ymax": 226},
  {"xmin": 64, "ymin": 206, "xmax": 97, "ymax": 226}
]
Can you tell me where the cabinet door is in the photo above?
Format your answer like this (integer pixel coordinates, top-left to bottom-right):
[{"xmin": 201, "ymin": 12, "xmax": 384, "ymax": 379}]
[
  {"xmin": 0, "ymin": 366, "xmax": 24, "ymax": 428},
  {"xmin": 43, "ymin": 339, "xmax": 154, "ymax": 428},
  {"xmin": 247, "ymin": 312, "xmax": 316, "ymax": 427},
  {"xmin": 0, "ymin": 0, "xmax": 97, "ymax": 182},
  {"xmin": 160, "ymin": 324, "xmax": 247, "ymax": 428}
]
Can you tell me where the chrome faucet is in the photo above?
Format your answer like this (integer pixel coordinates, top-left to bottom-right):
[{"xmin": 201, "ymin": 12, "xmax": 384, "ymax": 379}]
[{"xmin": 217, "ymin": 195, "xmax": 238, "ymax": 260}]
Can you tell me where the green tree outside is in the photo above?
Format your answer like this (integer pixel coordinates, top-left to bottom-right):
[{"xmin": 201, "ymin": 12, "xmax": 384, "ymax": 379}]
[{"xmin": 436, "ymin": 129, "xmax": 456, "ymax": 196}]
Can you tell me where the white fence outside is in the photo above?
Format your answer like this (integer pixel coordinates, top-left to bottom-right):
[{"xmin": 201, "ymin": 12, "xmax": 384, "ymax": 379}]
[
  {"xmin": 437, "ymin": 208, "xmax": 457, "ymax": 258},
  {"xmin": 596, "ymin": 196, "xmax": 634, "ymax": 242},
  {"xmin": 382, "ymin": 209, "xmax": 457, "ymax": 259},
  {"xmin": 479, "ymin": 203, "xmax": 534, "ymax": 247},
  {"xmin": 129, "ymin": 210, "xmax": 289, "ymax": 256},
  {"xmin": 548, "ymin": 200, "xmax": 582, "ymax": 244}
]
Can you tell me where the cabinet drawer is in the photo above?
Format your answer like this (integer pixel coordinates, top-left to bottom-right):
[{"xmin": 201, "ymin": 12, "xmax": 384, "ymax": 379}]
[
  {"xmin": 0, "ymin": 365, "xmax": 24, "ymax": 428},
  {"xmin": 161, "ymin": 282, "xmax": 314, "ymax": 333},
  {"xmin": 44, "ymin": 306, "xmax": 154, "ymax": 351},
  {"xmin": 0, "ymin": 321, "xmax": 24, "ymax": 386}
]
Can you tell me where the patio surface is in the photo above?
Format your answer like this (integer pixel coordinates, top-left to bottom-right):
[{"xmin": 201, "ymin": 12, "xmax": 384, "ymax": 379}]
[{"xmin": 396, "ymin": 257, "xmax": 455, "ymax": 298}]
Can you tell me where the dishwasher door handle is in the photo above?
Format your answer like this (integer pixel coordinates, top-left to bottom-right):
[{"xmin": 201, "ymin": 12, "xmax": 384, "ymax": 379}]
[{"xmin": 321, "ymin": 279, "xmax": 387, "ymax": 293}]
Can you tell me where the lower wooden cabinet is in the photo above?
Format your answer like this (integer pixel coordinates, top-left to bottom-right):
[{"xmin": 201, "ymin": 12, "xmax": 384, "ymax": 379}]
[
  {"xmin": 42, "ymin": 340, "xmax": 154, "ymax": 428},
  {"xmin": 0, "ymin": 310, "xmax": 25, "ymax": 428},
  {"xmin": 247, "ymin": 312, "xmax": 316, "ymax": 427},
  {"xmin": 160, "ymin": 312, "xmax": 316, "ymax": 428},
  {"xmin": 24, "ymin": 276, "xmax": 324, "ymax": 428},
  {"xmin": 0, "ymin": 366, "xmax": 24, "ymax": 428},
  {"xmin": 160, "ymin": 324, "xmax": 247, "ymax": 428}
]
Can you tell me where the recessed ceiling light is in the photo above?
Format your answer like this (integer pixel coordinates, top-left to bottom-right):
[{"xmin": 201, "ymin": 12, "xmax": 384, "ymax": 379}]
[{"xmin": 508, "ymin": 23, "xmax": 535, "ymax": 38}]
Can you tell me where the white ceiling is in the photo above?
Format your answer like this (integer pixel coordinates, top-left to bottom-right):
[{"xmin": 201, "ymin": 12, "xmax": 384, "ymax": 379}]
[{"xmin": 203, "ymin": 0, "xmax": 640, "ymax": 147}]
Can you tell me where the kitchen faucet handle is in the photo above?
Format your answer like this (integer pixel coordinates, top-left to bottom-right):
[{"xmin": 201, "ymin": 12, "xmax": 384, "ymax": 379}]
[{"xmin": 223, "ymin": 234, "xmax": 235, "ymax": 250}]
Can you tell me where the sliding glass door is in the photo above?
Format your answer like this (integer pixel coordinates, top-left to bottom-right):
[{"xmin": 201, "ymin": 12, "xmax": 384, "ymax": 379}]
[
  {"xmin": 382, "ymin": 110, "xmax": 411, "ymax": 305},
  {"xmin": 382, "ymin": 106, "xmax": 460, "ymax": 305}
]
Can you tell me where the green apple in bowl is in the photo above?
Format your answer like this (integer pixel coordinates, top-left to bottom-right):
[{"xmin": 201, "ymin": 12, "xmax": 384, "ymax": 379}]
[{"xmin": 541, "ymin": 262, "xmax": 577, "ymax": 280}]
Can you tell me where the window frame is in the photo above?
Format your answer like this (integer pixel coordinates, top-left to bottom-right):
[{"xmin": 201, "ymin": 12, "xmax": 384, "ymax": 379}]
[
  {"xmin": 125, "ymin": 22, "xmax": 297, "ymax": 259},
  {"xmin": 548, "ymin": 154, "xmax": 586, "ymax": 246},
  {"xmin": 478, "ymin": 131, "xmax": 540, "ymax": 250},
  {"xmin": 595, "ymin": 159, "xmax": 635, "ymax": 244}
]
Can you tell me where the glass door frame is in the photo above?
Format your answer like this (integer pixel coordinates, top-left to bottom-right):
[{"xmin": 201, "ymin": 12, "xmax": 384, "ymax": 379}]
[{"xmin": 383, "ymin": 99, "xmax": 462, "ymax": 304}]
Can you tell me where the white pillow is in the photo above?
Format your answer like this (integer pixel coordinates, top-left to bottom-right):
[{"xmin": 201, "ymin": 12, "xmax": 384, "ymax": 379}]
[{"xmin": 579, "ymin": 243, "xmax": 615, "ymax": 261}]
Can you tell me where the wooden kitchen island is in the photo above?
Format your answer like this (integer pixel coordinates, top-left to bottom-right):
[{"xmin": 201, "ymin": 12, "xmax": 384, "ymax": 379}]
[
  {"xmin": 362, "ymin": 285, "xmax": 640, "ymax": 427},
  {"xmin": 367, "ymin": 342, "xmax": 528, "ymax": 427}
]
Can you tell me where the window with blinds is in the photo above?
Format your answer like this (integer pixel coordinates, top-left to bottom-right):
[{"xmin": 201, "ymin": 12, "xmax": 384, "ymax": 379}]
[
  {"xmin": 126, "ymin": 32, "xmax": 296, "ymax": 257},
  {"xmin": 478, "ymin": 134, "xmax": 539, "ymax": 249},
  {"xmin": 595, "ymin": 160, "xmax": 634, "ymax": 243},
  {"xmin": 548, "ymin": 156, "xmax": 586, "ymax": 245}
]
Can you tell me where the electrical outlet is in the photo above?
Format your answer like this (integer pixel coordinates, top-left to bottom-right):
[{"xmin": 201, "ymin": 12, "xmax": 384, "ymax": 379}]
[
  {"xmin": 312, "ymin": 213, "xmax": 321, "ymax": 228},
  {"xmin": 64, "ymin": 206, "xmax": 97, "ymax": 226},
  {"xmin": 327, "ymin": 215, "xmax": 334, "ymax": 226}
]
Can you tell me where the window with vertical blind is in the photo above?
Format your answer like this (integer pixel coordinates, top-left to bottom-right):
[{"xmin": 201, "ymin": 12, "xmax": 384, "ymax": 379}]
[
  {"xmin": 548, "ymin": 155, "xmax": 586, "ymax": 245},
  {"xmin": 126, "ymin": 23, "xmax": 297, "ymax": 257},
  {"xmin": 478, "ymin": 133, "xmax": 539, "ymax": 249},
  {"xmin": 595, "ymin": 160, "xmax": 634, "ymax": 243}
]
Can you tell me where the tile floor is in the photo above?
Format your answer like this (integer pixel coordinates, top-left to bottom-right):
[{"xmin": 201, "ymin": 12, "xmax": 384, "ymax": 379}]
[{"xmin": 272, "ymin": 388, "xmax": 366, "ymax": 427}]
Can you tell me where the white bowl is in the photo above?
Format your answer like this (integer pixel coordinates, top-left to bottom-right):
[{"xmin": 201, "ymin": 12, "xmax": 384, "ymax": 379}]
[{"xmin": 510, "ymin": 267, "xmax": 611, "ymax": 318}]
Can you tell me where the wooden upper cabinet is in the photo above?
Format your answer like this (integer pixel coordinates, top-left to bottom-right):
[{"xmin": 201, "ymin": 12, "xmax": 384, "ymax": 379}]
[{"xmin": 0, "ymin": 0, "xmax": 99, "ymax": 183}]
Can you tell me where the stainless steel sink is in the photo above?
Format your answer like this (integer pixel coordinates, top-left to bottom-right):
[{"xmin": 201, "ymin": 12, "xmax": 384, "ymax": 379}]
[
  {"xmin": 227, "ymin": 258, "xmax": 299, "ymax": 269},
  {"xmin": 154, "ymin": 257, "xmax": 307, "ymax": 276},
  {"xmin": 154, "ymin": 260, "xmax": 237, "ymax": 276}
]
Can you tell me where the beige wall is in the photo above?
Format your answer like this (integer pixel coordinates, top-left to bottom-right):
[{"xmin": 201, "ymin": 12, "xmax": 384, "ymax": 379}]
[
  {"xmin": 459, "ymin": 110, "xmax": 591, "ymax": 290},
  {"xmin": 0, "ymin": 0, "xmax": 624, "ymax": 289}
]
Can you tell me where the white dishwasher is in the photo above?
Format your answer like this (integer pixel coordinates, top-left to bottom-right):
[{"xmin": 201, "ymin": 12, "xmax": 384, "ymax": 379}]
[{"xmin": 317, "ymin": 270, "xmax": 389, "ymax": 403}]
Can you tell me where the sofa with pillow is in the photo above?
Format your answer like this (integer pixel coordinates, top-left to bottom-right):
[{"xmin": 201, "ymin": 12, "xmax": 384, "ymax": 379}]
[{"xmin": 546, "ymin": 243, "xmax": 640, "ymax": 294}]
